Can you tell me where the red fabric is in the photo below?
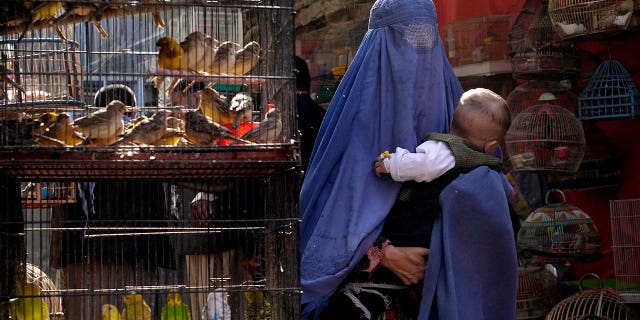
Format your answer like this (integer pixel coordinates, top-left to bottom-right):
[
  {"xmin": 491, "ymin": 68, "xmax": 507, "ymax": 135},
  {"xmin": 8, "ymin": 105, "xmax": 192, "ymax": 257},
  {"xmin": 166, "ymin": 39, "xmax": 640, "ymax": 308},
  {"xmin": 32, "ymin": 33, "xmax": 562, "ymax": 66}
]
[
  {"xmin": 433, "ymin": 0, "xmax": 527, "ymax": 25},
  {"xmin": 215, "ymin": 121, "xmax": 259, "ymax": 146}
]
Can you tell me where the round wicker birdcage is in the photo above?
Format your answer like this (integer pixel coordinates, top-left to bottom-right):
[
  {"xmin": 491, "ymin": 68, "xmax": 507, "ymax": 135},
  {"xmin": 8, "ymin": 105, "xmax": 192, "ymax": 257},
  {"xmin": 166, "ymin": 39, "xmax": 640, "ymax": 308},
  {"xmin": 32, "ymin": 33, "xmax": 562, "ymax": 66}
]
[
  {"xmin": 507, "ymin": 80, "xmax": 578, "ymax": 118},
  {"xmin": 505, "ymin": 104, "xmax": 585, "ymax": 174},
  {"xmin": 545, "ymin": 273, "xmax": 637, "ymax": 320},
  {"xmin": 517, "ymin": 190, "xmax": 602, "ymax": 259},
  {"xmin": 517, "ymin": 266, "xmax": 564, "ymax": 320},
  {"xmin": 546, "ymin": 122, "xmax": 621, "ymax": 190},
  {"xmin": 511, "ymin": 1, "xmax": 579, "ymax": 80},
  {"xmin": 26, "ymin": 262, "xmax": 63, "ymax": 318},
  {"xmin": 548, "ymin": 0, "xmax": 635, "ymax": 40},
  {"xmin": 577, "ymin": 59, "xmax": 640, "ymax": 120}
]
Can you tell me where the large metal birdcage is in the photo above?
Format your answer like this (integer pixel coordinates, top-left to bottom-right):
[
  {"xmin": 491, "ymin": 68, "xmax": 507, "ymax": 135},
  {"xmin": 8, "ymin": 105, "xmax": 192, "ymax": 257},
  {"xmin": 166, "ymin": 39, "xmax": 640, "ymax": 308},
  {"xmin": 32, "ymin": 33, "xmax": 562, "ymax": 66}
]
[{"xmin": 0, "ymin": 1, "xmax": 300, "ymax": 319}]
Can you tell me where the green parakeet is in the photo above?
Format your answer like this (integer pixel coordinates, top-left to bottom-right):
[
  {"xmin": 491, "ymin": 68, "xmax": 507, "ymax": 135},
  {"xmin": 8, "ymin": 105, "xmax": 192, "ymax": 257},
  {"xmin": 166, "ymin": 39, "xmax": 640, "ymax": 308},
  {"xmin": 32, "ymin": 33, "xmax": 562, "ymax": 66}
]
[{"xmin": 161, "ymin": 290, "xmax": 192, "ymax": 320}]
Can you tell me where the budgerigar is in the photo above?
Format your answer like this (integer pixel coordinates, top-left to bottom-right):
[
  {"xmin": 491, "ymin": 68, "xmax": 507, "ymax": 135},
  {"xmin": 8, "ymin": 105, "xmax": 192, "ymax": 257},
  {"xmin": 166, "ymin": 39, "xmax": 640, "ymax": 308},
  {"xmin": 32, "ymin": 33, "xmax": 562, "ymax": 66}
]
[
  {"xmin": 160, "ymin": 290, "xmax": 191, "ymax": 320},
  {"xmin": 122, "ymin": 292, "xmax": 151, "ymax": 320},
  {"xmin": 15, "ymin": 282, "xmax": 50, "ymax": 320},
  {"xmin": 243, "ymin": 290, "xmax": 271, "ymax": 320},
  {"xmin": 101, "ymin": 304, "xmax": 121, "ymax": 320}
]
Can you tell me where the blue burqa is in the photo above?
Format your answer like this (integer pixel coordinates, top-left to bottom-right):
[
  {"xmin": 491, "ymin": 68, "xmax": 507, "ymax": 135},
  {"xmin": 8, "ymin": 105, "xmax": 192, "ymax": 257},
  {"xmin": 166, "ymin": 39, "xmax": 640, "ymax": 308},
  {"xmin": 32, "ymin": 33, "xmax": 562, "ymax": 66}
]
[{"xmin": 299, "ymin": 0, "xmax": 463, "ymax": 316}]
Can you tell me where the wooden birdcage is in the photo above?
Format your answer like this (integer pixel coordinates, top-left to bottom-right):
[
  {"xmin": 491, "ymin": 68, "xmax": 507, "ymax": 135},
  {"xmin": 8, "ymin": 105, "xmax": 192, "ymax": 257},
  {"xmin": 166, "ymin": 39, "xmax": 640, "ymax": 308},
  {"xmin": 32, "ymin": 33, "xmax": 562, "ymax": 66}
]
[
  {"xmin": 507, "ymin": 80, "xmax": 578, "ymax": 118},
  {"xmin": 506, "ymin": 104, "xmax": 585, "ymax": 174},
  {"xmin": 517, "ymin": 190, "xmax": 602, "ymax": 260},
  {"xmin": 0, "ymin": 38, "xmax": 84, "ymax": 110},
  {"xmin": 609, "ymin": 198, "xmax": 640, "ymax": 302},
  {"xmin": 548, "ymin": 0, "xmax": 636, "ymax": 40},
  {"xmin": 511, "ymin": 1, "xmax": 579, "ymax": 81},
  {"xmin": 545, "ymin": 273, "xmax": 637, "ymax": 320},
  {"xmin": 517, "ymin": 266, "xmax": 564, "ymax": 320},
  {"xmin": 578, "ymin": 59, "xmax": 640, "ymax": 120}
]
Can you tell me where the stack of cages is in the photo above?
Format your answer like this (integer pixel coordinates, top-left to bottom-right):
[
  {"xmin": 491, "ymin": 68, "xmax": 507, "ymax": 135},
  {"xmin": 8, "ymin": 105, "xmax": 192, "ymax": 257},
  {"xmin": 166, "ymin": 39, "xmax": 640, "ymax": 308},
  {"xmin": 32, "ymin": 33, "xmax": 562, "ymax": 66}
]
[{"xmin": 0, "ymin": 1, "xmax": 300, "ymax": 319}]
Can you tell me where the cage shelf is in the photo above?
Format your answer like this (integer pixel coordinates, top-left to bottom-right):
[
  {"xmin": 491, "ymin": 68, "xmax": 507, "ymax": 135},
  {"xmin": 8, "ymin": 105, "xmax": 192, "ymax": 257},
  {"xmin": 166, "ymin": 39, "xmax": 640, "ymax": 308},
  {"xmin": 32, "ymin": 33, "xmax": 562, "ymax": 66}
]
[{"xmin": 0, "ymin": 146, "xmax": 298, "ymax": 180}]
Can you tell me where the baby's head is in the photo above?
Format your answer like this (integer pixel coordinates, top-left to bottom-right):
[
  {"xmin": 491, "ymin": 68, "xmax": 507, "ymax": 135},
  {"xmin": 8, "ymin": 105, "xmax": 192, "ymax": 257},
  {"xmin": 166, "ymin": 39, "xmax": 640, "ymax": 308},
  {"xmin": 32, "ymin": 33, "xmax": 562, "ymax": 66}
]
[{"xmin": 450, "ymin": 88, "xmax": 511, "ymax": 155}]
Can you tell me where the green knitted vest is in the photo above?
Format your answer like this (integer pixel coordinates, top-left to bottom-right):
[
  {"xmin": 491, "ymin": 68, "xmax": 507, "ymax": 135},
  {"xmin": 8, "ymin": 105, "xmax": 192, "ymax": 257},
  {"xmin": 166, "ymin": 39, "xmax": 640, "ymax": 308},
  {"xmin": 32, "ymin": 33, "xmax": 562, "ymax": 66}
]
[{"xmin": 427, "ymin": 132, "xmax": 502, "ymax": 171}]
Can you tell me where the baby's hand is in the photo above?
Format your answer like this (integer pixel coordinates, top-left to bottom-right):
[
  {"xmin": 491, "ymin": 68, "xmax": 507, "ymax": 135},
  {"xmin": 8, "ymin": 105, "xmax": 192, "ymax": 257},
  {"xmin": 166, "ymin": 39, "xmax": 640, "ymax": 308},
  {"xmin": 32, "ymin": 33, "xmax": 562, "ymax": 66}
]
[{"xmin": 374, "ymin": 151, "xmax": 390, "ymax": 177}]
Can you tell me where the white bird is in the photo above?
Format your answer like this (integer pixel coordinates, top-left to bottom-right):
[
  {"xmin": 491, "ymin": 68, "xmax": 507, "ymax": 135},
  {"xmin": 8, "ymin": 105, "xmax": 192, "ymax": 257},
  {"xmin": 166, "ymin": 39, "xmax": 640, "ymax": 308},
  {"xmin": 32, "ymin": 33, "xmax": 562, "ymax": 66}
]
[{"xmin": 202, "ymin": 289, "xmax": 232, "ymax": 320}]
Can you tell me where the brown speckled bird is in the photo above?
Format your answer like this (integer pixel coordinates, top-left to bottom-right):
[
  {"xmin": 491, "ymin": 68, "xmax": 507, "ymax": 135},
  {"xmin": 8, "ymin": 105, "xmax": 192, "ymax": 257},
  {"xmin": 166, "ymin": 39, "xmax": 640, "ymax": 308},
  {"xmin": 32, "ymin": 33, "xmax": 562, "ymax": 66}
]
[
  {"xmin": 112, "ymin": 110, "xmax": 167, "ymax": 146},
  {"xmin": 198, "ymin": 86, "xmax": 233, "ymax": 125},
  {"xmin": 184, "ymin": 110, "xmax": 245, "ymax": 145},
  {"xmin": 228, "ymin": 41, "xmax": 260, "ymax": 75},
  {"xmin": 241, "ymin": 107, "xmax": 282, "ymax": 143},
  {"xmin": 73, "ymin": 100, "xmax": 127, "ymax": 143},
  {"xmin": 204, "ymin": 41, "xmax": 240, "ymax": 75},
  {"xmin": 229, "ymin": 92, "xmax": 254, "ymax": 129},
  {"xmin": 56, "ymin": 2, "xmax": 108, "ymax": 38}
]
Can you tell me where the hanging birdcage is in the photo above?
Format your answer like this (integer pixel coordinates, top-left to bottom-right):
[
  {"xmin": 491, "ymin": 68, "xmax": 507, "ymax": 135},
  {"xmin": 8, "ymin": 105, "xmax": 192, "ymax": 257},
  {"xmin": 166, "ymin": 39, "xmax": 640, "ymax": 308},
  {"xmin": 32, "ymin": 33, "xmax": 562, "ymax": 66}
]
[
  {"xmin": 517, "ymin": 189, "xmax": 602, "ymax": 260},
  {"xmin": 545, "ymin": 273, "xmax": 637, "ymax": 320},
  {"xmin": 508, "ymin": 0, "xmax": 540, "ymax": 59},
  {"xmin": 511, "ymin": 1, "xmax": 579, "ymax": 80},
  {"xmin": 507, "ymin": 80, "xmax": 578, "ymax": 118},
  {"xmin": 506, "ymin": 104, "xmax": 585, "ymax": 174},
  {"xmin": 609, "ymin": 199, "xmax": 640, "ymax": 298},
  {"xmin": 547, "ymin": 122, "xmax": 621, "ymax": 190},
  {"xmin": 548, "ymin": 0, "xmax": 635, "ymax": 40},
  {"xmin": 578, "ymin": 59, "xmax": 640, "ymax": 120},
  {"xmin": 517, "ymin": 266, "xmax": 564, "ymax": 320}
]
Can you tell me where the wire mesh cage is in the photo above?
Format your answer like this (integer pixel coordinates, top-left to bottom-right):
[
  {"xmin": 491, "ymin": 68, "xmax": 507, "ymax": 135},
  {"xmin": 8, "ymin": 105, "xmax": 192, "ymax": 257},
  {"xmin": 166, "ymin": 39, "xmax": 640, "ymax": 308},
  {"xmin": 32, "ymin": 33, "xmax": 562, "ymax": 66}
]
[
  {"xmin": 548, "ymin": 0, "xmax": 636, "ymax": 40},
  {"xmin": 510, "ymin": 0, "xmax": 580, "ymax": 81},
  {"xmin": 609, "ymin": 198, "xmax": 640, "ymax": 300},
  {"xmin": 506, "ymin": 103, "xmax": 586, "ymax": 174},
  {"xmin": 545, "ymin": 273, "xmax": 638, "ymax": 320},
  {"xmin": 517, "ymin": 190, "xmax": 602, "ymax": 260},
  {"xmin": 5, "ymin": 172, "xmax": 300, "ymax": 320},
  {"xmin": 577, "ymin": 59, "xmax": 640, "ymax": 121},
  {"xmin": 507, "ymin": 80, "xmax": 578, "ymax": 118},
  {"xmin": 0, "ymin": 0, "xmax": 299, "ymax": 179},
  {"xmin": 517, "ymin": 266, "xmax": 564, "ymax": 320},
  {"xmin": 439, "ymin": 14, "xmax": 516, "ymax": 68}
]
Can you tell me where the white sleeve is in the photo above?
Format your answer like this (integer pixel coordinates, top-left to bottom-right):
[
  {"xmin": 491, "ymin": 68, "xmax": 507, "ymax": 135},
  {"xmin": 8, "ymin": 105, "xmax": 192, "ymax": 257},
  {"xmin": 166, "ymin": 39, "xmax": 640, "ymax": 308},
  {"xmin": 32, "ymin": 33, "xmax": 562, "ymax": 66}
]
[{"xmin": 387, "ymin": 141, "xmax": 455, "ymax": 182}]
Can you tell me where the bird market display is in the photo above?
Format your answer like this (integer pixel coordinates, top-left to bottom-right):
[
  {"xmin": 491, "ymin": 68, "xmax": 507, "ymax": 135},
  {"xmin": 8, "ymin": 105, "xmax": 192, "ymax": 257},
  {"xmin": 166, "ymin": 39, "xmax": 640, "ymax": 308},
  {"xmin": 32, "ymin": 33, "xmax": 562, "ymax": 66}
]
[{"xmin": 0, "ymin": 1, "xmax": 300, "ymax": 320}]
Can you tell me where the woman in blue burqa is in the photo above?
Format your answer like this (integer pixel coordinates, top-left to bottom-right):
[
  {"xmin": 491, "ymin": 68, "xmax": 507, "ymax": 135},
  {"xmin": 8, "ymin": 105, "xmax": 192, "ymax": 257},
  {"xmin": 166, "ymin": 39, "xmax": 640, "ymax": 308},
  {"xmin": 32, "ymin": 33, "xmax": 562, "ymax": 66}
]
[{"xmin": 300, "ymin": 0, "xmax": 517, "ymax": 319}]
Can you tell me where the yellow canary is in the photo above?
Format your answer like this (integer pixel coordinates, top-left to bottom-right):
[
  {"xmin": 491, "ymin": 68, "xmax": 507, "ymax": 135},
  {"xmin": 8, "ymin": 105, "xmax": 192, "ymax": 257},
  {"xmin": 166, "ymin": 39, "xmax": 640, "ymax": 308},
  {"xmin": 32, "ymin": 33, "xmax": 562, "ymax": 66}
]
[
  {"xmin": 160, "ymin": 290, "xmax": 191, "ymax": 320},
  {"xmin": 157, "ymin": 37, "xmax": 183, "ymax": 70},
  {"xmin": 228, "ymin": 41, "xmax": 261, "ymax": 76},
  {"xmin": 122, "ymin": 292, "xmax": 151, "ymax": 320},
  {"xmin": 15, "ymin": 282, "xmax": 50, "ymax": 320},
  {"xmin": 101, "ymin": 304, "xmax": 121, "ymax": 320},
  {"xmin": 198, "ymin": 86, "xmax": 233, "ymax": 125},
  {"xmin": 19, "ymin": 2, "xmax": 65, "ymax": 42},
  {"xmin": 40, "ymin": 113, "xmax": 85, "ymax": 146}
]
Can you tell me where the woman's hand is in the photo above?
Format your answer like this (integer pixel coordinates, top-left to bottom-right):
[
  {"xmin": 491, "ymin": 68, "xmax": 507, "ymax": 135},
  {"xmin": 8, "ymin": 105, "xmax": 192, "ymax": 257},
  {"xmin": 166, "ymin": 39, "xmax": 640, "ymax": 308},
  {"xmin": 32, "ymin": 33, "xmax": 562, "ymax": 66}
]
[{"xmin": 380, "ymin": 244, "xmax": 429, "ymax": 285}]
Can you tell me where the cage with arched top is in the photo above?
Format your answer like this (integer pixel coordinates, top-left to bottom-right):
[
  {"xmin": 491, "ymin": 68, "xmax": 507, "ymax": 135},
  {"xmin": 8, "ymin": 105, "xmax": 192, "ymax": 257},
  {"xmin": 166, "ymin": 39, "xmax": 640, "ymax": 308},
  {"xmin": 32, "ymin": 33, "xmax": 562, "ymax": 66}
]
[
  {"xmin": 506, "ymin": 104, "xmax": 586, "ymax": 174},
  {"xmin": 578, "ymin": 59, "xmax": 640, "ymax": 120},
  {"xmin": 548, "ymin": 0, "xmax": 636, "ymax": 40},
  {"xmin": 507, "ymin": 80, "xmax": 578, "ymax": 118},
  {"xmin": 517, "ymin": 266, "xmax": 564, "ymax": 320},
  {"xmin": 510, "ymin": 0, "xmax": 580, "ymax": 81}
]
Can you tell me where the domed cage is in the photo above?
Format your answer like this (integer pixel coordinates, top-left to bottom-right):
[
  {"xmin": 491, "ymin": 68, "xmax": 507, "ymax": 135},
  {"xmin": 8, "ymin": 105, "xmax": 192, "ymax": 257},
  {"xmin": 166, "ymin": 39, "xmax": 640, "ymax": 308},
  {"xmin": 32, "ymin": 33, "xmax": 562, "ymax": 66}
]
[
  {"xmin": 517, "ymin": 266, "xmax": 565, "ymax": 320},
  {"xmin": 548, "ymin": 0, "xmax": 636, "ymax": 40},
  {"xmin": 506, "ymin": 104, "xmax": 586, "ymax": 174},
  {"xmin": 517, "ymin": 190, "xmax": 602, "ymax": 260},
  {"xmin": 511, "ymin": 0, "xmax": 580, "ymax": 80},
  {"xmin": 577, "ymin": 59, "xmax": 640, "ymax": 120},
  {"xmin": 546, "ymin": 122, "xmax": 621, "ymax": 190},
  {"xmin": 507, "ymin": 80, "xmax": 578, "ymax": 118},
  {"xmin": 545, "ymin": 273, "xmax": 638, "ymax": 320}
]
